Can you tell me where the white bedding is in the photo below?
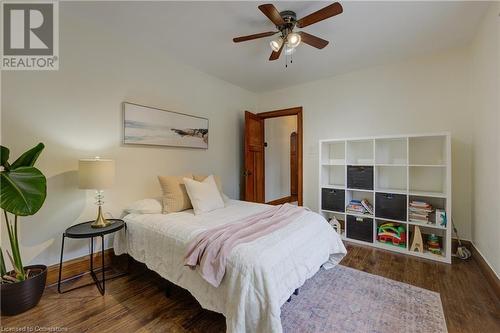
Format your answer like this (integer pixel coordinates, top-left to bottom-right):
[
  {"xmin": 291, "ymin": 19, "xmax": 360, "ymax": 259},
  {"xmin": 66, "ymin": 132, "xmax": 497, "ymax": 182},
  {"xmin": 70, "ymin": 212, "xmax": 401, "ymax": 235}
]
[{"xmin": 114, "ymin": 200, "xmax": 346, "ymax": 333}]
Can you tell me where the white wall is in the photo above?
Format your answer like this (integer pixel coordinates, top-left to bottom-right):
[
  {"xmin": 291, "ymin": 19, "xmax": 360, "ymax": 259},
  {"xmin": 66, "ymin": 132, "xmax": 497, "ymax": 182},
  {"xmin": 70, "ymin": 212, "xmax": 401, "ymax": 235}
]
[
  {"xmin": 264, "ymin": 116, "xmax": 297, "ymax": 202},
  {"xmin": 257, "ymin": 48, "xmax": 474, "ymax": 240},
  {"xmin": 1, "ymin": 4, "xmax": 256, "ymax": 267},
  {"xmin": 470, "ymin": 3, "xmax": 500, "ymax": 276},
  {"xmin": 2, "ymin": 2, "xmax": 498, "ymax": 275}
]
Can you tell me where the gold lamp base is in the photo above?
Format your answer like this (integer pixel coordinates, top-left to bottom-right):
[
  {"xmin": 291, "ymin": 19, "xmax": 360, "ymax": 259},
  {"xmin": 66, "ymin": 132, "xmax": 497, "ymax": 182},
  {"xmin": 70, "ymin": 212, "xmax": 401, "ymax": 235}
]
[{"xmin": 91, "ymin": 205, "xmax": 111, "ymax": 228}]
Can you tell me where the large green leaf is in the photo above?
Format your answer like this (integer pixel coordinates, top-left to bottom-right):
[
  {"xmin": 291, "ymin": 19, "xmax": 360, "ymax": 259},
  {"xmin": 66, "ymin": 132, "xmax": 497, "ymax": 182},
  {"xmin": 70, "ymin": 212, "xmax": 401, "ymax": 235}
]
[
  {"xmin": 0, "ymin": 247, "xmax": 6, "ymax": 277},
  {"xmin": 0, "ymin": 146, "xmax": 9, "ymax": 168},
  {"xmin": 0, "ymin": 166, "xmax": 47, "ymax": 216},
  {"xmin": 10, "ymin": 143, "xmax": 44, "ymax": 169}
]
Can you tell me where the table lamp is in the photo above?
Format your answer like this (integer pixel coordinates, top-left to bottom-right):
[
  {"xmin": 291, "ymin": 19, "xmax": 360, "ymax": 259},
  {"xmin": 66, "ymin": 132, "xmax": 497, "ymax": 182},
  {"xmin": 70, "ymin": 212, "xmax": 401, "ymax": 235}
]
[{"xmin": 78, "ymin": 157, "xmax": 115, "ymax": 228}]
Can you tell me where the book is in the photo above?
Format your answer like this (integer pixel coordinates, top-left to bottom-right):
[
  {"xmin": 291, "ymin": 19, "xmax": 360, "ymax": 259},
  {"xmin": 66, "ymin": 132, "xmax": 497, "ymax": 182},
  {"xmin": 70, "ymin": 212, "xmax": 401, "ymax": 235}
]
[{"xmin": 361, "ymin": 199, "xmax": 374, "ymax": 215}]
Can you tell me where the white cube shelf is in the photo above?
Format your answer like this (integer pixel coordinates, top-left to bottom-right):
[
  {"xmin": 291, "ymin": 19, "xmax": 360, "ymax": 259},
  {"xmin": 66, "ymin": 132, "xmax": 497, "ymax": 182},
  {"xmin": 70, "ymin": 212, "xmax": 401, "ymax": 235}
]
[
  {"xmin": 321, "ymin": 165, "xmax": 345, "ymax": 188},
  {"xmin": 319, "ymin": 133, "xmax": 451, "ymax": 264},
  {"xmin": 409, "ymin": 136, "xmax": 447, "ymax": 166},
  {"xmin": 375, "ymin": 165, "xmax": 407, "ymax": 192},
  {"xmin": 347, "ymin": 140, "xmax": 374, "ymax": 165},
  {"xmin": 321, "ymin": 141, "xmax": 345, "ymax": 165},
  {"xmin": 375, "ymin": 138, "xmax": 408, "ymax": 165},
  {"xmin": 409, "ymin": 166, "xmax": 446, "ymax": 196}
]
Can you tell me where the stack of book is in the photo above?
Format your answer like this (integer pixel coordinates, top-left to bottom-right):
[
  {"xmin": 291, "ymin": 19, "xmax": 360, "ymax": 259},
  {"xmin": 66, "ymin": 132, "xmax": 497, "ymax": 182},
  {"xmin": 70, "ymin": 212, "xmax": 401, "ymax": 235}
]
[
  {"xmin": 346, "ymin": 199, "xmax": 374, "ymax": 215},
  {"xmin": 409, "ymin": 201, "xmax": 434, "ymax": 223}
]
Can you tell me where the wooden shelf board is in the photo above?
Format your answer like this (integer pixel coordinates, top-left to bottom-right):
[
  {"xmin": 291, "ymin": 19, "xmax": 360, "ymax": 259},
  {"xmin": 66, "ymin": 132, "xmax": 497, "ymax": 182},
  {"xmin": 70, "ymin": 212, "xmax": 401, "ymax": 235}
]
[
  {"xmin": 374, "ymin": 217, "xmax": 407, "ymax": 224},
  {"xmin": 408, "ymin": 249, "xmax": 448, "ymax": 262},
  {"xmin": 407, "ymin": 220, "xmax": 447, "ymax": 230},
  {"xmin": 375, "ymin": 164, "xmax": 407, "ymax": 167},
  {"xmin": 374, "ymin": 241, "xmax": 408, "ymax": 254},
  {"xmin": 346, "ymin": 212, "xmax": 374, "ymax": 219},
  {"xmin": 321, "ymin": 162, "xmax": 345, "ymax": 166},
  {"xmin": 409, "ymin": 191, "xmax": 446, "ymax": 198},
  {"xmin": 341, "ymin": 236, "xmax": 374, "ymax": 247},
  {"xmin": 322, "ymin": 184, "xmax": 345, "ymax": 190},
  {"xmin": 321, "ymin": 209, "xmax": 345, "ymax": 215},
  {"xmin": 346, "ymin": 188, "xmax": 373, "ymax": 193},
  {"xmin": 347, "ymin": 162, "xmax": 374, "ymax": 166},
  {"xmin": 375, "ymin": 188, "xmax": 407, "ymax": 195}
]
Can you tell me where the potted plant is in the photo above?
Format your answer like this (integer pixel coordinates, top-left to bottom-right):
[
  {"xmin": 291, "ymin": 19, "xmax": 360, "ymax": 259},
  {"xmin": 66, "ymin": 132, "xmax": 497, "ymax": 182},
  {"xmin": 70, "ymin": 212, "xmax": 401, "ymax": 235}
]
[{"xmin": 0, "ymin": 143, "xmax": 47, "ymax": 315}]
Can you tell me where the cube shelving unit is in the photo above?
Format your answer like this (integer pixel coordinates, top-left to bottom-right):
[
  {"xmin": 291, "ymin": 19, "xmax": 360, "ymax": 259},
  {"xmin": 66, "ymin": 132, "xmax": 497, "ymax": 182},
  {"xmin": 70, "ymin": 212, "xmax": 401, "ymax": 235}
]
[{"xmin": 319, "ymin": 133, "xmax": 452, "ymax": 263}]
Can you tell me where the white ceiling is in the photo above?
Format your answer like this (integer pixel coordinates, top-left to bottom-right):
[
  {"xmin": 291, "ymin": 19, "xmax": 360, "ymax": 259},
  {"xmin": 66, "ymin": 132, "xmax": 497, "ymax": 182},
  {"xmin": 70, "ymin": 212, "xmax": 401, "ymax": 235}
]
[{"xmin": 66, "ymin": 1, "xmax": 490, "ymax": 92}]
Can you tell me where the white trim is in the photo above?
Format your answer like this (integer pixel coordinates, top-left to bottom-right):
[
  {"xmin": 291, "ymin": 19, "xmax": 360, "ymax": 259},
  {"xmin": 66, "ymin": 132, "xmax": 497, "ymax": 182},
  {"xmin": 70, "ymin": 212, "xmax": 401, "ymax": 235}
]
[{"xmin": 471, "ymin": 241, "xmax": 500, "ymax": 280}]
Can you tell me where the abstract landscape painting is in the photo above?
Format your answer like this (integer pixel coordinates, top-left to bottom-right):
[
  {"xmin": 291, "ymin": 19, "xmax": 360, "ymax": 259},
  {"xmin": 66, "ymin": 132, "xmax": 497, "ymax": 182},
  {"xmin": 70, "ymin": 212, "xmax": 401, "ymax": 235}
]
[{"xmin": 123, "ymin": 102, "xmax": 208, "ymax": 149}]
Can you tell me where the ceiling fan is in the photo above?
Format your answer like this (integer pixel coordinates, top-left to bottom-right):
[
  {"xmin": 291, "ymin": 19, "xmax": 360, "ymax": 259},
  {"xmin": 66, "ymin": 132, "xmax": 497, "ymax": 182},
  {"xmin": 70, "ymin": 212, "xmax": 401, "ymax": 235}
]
[{"xmin": 233, "ymin": 2, "xmax": 343, "ymax": 63}]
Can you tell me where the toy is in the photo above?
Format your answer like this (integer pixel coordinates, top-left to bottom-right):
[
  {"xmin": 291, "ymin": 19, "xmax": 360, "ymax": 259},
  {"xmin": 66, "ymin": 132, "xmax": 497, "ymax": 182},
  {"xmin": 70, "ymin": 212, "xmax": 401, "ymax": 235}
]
[
  {"xmin": 427, "ymin": 234, "xmax": 442, "ymax": 255},
  {"xmin": 377, "ymin": 223, "xmax": 406, "ymax": 247},
  {"xmin": 436, "ymin": 209, "xmax": 447, "ymax": 227},
  {"xmin": 410, "ymin": 226, "xmax": 424, "ymax": 252},
  {"xmin": 328, "ymin": 216, "xmax": 342, "ymax": 235}
]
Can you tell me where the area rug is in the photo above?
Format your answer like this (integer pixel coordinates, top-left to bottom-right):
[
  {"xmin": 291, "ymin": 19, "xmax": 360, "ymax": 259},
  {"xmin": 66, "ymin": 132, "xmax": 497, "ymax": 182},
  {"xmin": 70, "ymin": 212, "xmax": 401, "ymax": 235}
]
[{"xmin": 281, "ymin": 265, "xmax": 447, "ymax": 333}]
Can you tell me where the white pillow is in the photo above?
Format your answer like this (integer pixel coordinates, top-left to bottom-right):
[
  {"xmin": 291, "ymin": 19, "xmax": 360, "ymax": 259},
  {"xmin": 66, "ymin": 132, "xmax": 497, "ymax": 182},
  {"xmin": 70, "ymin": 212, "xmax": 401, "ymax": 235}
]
[
  {"xmin": 183, "ymin": 175, "xmax": 225, "ymax": 215},
  {"xmin": 125, "ymin": 198, "xmax": 162, "ymax": 214}
]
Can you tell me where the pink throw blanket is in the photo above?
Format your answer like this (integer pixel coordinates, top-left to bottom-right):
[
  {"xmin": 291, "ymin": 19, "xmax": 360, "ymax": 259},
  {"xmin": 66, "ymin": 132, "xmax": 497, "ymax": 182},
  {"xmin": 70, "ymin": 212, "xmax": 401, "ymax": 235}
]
[{"xmin": 184, "ymin": 203, "xmax": 307, "ymax": 287}]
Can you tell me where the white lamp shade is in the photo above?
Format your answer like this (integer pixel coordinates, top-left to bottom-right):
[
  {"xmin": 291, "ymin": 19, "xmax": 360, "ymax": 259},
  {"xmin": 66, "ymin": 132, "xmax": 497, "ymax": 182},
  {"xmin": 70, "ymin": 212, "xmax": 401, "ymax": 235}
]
[
  {"xmin": 78, "ymin": 159, "xmax": 115, "ymax": 189},
  {"xmin": 287, "ymin": 32, "xmax": 301, "ymax": 48},
  {"xmin": 270, "ymin": 38, "xmax": 283, "ymax": 52}
]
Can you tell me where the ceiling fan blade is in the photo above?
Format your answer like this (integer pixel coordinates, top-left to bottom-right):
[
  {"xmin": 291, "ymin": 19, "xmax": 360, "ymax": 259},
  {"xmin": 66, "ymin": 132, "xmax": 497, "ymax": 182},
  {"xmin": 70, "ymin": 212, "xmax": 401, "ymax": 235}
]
[
  {"xmin": 258, "ymin": 4, "xmax": 285, "ymax": 26},
  {"xmin": 269, "ymin": 43, "xmax": 284, "ymax": 61},
  {"xmin": 298, "ymin": 32, "xmax": 329, "ymax": 49},
  {"xmin": 296, "ymin": 2, "xmax": 343, "ymax": 28},
  {"xmin": 233, "ymin": 31, "xmax": 278, "ymax": 43}
]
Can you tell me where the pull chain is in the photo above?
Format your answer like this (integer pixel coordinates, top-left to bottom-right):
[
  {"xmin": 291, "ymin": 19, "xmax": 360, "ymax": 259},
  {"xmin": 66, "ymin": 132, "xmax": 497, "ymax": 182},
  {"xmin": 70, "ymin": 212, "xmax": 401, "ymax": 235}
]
[{"xmin": 285, "ymin": 47, "xmax": 288, "ymax": 68}]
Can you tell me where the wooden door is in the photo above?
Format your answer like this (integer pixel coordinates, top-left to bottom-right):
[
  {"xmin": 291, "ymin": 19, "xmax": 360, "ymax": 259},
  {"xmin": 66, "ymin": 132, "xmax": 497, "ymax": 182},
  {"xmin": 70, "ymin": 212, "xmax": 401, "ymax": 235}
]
[
  {"xmin": 244, "ymin": 111, "xmax": 265, "ymax": 202},
  {"xmin": 290, "ymin": 132, "xmax": 298, "ymax": 200}
]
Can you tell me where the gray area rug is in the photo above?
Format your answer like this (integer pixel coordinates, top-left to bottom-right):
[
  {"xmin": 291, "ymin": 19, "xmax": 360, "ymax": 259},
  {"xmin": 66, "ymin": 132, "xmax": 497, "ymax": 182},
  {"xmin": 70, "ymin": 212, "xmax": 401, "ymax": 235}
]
[{"xmin": 281, "ymin": 265, "xmax": 447, "ymax": 333}]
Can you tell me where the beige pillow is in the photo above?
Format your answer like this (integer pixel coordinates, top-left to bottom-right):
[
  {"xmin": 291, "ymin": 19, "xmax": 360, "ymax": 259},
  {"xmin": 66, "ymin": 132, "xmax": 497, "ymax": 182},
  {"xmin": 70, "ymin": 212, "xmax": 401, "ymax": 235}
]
[
  {"xmin": 193, "ymin": 174, "xmax": 229, "ymax": 201},
  {"xmin": 184, "ymin": 175, "xmax": 225, "ymax": 215},
  {"xmin": 158, "ymin": 174, "xmax": 193, "ymax": 213}
]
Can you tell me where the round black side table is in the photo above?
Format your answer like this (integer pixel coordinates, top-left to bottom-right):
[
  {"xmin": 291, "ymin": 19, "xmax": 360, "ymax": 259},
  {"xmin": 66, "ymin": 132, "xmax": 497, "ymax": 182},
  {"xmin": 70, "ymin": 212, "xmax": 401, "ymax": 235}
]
[{"xmin": 57, "ymin": 219, "xmax": 126, "ymax": 295}]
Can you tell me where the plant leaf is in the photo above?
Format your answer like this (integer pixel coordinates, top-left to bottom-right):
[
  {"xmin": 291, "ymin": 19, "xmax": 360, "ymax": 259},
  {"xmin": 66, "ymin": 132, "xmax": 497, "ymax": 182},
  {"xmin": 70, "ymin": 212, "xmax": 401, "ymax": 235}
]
[
  {"xmin": 11, "ymin": 143, "xmax": 45, "ymax": 169},
  {"xmin": 0, "ymin": 146, "xmax": 9, "ymax": 168},
  {"xmin": 5, "ymin": 250, "xmax": 22, "ymax": 278},
  {"xmin": 0, "ymin": 248, "xmax": 6, "ymax": 277},
  {"xmin": 0, "ymin": 167, "xmax": 47, "ymax": 216}
]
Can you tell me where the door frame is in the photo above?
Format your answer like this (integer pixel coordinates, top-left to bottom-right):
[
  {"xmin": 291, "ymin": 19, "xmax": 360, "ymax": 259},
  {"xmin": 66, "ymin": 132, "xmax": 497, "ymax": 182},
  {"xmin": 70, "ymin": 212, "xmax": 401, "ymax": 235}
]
[{"xmin": 258, "ymin": 107, "xmax": 303, "ymax": 206}]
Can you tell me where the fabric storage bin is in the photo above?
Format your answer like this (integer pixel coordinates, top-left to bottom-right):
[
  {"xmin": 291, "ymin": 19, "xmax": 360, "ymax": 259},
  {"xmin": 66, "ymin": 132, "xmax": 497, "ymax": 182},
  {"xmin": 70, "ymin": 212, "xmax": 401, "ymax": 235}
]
[
  {"xmin": 346, "ymin": 215, "xmax": 373, "ymax": 242},
  {"xmin": 321, "ymin": 188, "xmax": 345, "ymax": 212},
  {"xmin": 375, "ymin": 192, "xmax": 407, "ymax": 221},
  {"xmin": 347, "ymin": 166, "xmax": 374, "ymax": 190}
]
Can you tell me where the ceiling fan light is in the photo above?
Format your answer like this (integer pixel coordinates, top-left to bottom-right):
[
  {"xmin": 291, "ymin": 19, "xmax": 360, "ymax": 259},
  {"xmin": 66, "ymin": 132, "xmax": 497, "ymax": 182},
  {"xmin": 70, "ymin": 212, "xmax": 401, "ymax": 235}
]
[
  {"xmin": 270, "ymin": 38, "xmax": 283, "ymax": 52},
  {"xmin": 287, "ymin": 32, "xmax": 301, "ymax": 48}
]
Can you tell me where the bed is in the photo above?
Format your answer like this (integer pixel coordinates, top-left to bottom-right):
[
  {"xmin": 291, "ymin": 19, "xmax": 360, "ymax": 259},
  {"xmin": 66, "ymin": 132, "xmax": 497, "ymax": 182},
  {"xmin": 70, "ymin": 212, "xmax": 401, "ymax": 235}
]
[{"xmin": 113, "ymin": 199, "xmax": 346, "ymax": 333}]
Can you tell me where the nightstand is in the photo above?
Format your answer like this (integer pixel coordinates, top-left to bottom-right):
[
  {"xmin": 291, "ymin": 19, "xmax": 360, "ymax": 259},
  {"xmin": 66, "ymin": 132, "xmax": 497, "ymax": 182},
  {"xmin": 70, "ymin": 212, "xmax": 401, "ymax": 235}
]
[{"xmin": 57, "ymin": 219, "xmax": 127, "ymax": 295}]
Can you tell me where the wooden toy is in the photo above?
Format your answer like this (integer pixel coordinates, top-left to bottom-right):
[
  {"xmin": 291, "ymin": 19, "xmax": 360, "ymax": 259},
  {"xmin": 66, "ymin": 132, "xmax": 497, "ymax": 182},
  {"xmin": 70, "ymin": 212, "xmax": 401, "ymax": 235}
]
[
  {"xmin": 328, "ymin": 216, "xmax": 342, "ymax": 235},
  {"xmin": 427, "ymin": 234, "xmax": 442, "ymax": 255},
  {"xmin": 410, "ymin": 226, "xmax": 424, "ymax": 252}
]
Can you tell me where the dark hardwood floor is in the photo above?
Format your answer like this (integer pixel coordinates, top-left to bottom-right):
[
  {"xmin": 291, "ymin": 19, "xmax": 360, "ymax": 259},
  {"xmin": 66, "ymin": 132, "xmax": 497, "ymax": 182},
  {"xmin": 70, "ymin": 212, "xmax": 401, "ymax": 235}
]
[{"xmin": 2, "ymin": 243, "xmax": 499, "ymax": 332}]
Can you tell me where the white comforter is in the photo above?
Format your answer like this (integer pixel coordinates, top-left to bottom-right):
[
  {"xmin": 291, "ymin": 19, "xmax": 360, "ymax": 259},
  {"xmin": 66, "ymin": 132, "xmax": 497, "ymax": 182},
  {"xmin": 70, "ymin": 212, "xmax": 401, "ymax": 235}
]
[{"xmin": 114, "ymin": 200, "xmax": 346, "ymax": 333}]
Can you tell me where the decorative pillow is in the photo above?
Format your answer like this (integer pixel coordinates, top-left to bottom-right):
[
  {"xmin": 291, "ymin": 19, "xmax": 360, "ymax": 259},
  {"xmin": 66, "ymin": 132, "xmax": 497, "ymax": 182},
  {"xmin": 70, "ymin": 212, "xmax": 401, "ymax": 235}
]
[
  {"xmin": 193, "ymin": 174, "xmax": 230, "ymax": 202},
  {"xmin": 158, "ymin": 174, "xmax": 193, "ymax": 213},
  {"xmin": 125, "ymin": 198, "xmax": 162, "ymax": 214},
  {"xmin": 183, "ymin": 175, "xmax": 225, "ymax": 215}
]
